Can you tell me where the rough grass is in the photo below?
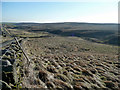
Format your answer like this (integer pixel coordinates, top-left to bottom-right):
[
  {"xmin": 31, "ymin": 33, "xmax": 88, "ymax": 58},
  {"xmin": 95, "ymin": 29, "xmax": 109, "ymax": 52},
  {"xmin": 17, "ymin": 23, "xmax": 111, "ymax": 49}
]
[{"xmin": 21, "ymin": 35, "xmax": 119, "ymax": 89}]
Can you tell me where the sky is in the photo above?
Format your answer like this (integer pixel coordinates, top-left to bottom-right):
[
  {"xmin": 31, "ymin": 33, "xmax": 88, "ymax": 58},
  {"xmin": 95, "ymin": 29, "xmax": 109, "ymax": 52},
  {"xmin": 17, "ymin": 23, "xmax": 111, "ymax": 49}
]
[{"xmin": 1, "ymin": 1, "xmax": 119, "ymax": 23}]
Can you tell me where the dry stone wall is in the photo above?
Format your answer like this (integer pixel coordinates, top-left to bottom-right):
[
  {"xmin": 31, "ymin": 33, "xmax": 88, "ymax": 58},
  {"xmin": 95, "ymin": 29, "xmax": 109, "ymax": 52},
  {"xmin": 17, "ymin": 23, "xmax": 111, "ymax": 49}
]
[{"xmin": 0, "ymin": 41, "xmax": 24, "ymax": 89}]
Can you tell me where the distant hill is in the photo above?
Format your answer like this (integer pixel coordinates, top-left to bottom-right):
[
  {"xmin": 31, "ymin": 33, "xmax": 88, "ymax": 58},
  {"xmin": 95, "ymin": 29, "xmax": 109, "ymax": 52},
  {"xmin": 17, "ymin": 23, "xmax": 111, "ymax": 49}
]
[
  {"xmin": 12, "ymin": 22, "xmax": 118, "ymax": 31},
  {"xmin": 3, "ymin": 22, "xmax": 119, "ymax": 46}
]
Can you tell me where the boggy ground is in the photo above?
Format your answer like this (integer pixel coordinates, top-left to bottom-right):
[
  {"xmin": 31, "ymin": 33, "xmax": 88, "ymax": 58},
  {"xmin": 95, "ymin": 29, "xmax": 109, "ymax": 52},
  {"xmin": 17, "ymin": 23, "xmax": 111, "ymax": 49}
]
[{"xmin": 22, "ymin": 36, "xmax": 120, "ymax": 89}]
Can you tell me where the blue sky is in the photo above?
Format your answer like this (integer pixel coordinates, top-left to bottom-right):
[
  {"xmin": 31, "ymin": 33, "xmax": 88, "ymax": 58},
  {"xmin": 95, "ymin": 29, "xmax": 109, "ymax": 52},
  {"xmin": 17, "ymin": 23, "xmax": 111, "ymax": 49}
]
[{"xmin": 2, "ymin": 2, "xmax": 118, "ymax": 23}]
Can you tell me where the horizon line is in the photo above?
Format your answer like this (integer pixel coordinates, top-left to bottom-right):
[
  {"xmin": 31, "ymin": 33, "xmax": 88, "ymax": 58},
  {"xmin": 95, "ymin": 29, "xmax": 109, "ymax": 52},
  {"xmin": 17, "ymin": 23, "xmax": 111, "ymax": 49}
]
[{"xmin": 1, "ymin": 21, "xmax": 119, "ymax": 24}]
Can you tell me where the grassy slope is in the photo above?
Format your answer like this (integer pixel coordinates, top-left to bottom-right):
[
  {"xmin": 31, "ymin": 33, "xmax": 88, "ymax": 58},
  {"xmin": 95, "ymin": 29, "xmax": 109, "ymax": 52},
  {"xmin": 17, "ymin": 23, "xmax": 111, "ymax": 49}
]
[
  {"xmin": 9, "ymin": 22, "xmax": 118, "ymax": 46},
  {"xmin": 22, "ymin": 35, "xmax": 119, "ymax": 89},
  {"xmin": 2, "ymin": 23, "xmax": 120, "ymax": 89},
  {"xmin": 25, "ymin": 36, "xmax": 118, "ymax": 55}
]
